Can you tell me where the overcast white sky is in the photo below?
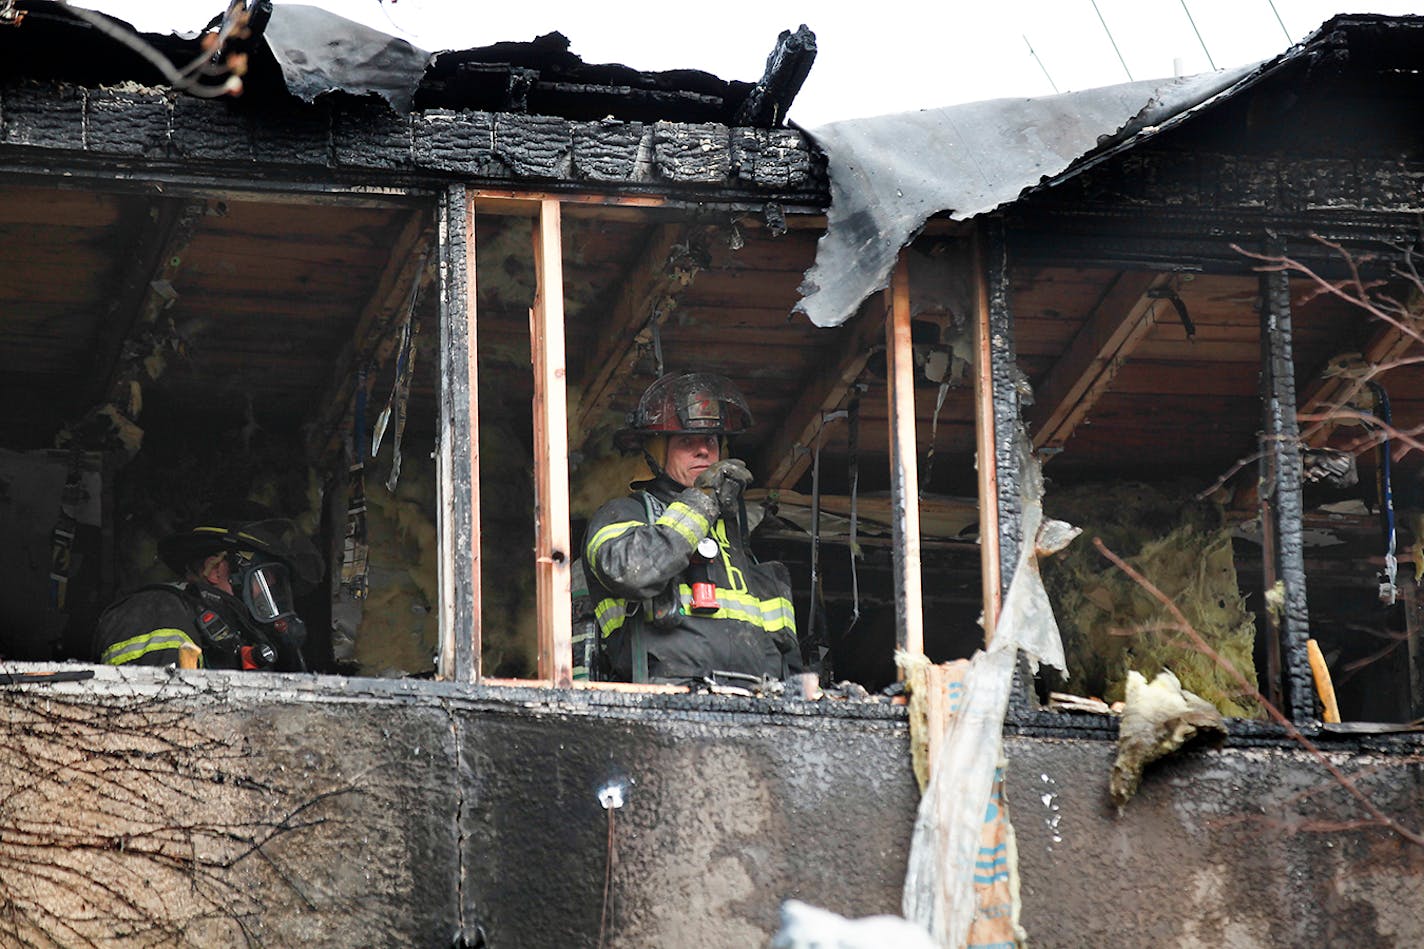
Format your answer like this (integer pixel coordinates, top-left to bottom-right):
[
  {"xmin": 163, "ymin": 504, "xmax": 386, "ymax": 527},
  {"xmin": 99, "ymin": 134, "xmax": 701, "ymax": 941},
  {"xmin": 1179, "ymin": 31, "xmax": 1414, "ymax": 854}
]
[{"xmin": 83, "ymin": 1, "xmax": 1421, "ymax": 127}]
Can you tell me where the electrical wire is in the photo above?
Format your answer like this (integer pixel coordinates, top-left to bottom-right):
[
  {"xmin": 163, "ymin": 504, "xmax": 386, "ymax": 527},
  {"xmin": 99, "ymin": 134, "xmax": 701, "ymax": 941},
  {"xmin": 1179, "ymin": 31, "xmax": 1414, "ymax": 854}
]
[
  {"xmin": 1179, "ymin": 0, "xmax": 1218, "ymax": 71},
  {"xmin": 1266, "ymin": 0, "xmax": 1292, "ymax": 44},
  {"xmin": 1023, "ymin": 34, "xmax": 1059, "ymax": 94},
  {"xmin": 1090, "ymin": 0, "xmax": 1134, "ymax": 82}
]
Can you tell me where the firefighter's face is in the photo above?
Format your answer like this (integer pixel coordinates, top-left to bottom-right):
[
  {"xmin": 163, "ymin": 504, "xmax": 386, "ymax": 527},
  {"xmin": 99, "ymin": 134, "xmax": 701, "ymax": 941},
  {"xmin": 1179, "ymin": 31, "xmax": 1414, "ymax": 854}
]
[
  {"xmin": 198, "ymin": 551, "xmax": 234, "ymax": 595},
  {"xmin": 664, "ymin": 433, "xmax": 720, "ymax": 488}
]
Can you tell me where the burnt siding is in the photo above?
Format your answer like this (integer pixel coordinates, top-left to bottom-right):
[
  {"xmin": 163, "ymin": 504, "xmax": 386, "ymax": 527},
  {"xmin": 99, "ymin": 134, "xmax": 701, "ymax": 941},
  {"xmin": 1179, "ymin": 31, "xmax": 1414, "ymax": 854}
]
[
  {"xmin": 1006, "ymin": 735, "xmax": 1424, "ymax": 948},
  {"xmin": 0, "ymin": 673, "xmax": 913, "ymax": 949},
  {"xmin": 0, "ymin": 79, "xmax": 828, "ymax": 199},
  {"xmin": 4, "ymin": 671, "xmax": 1424, "ymax": 947}
]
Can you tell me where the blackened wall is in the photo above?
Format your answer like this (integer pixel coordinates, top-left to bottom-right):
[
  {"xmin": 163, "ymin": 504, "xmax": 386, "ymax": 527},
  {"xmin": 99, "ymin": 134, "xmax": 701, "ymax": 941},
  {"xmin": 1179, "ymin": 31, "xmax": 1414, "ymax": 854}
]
[
  {"xmin": 1005, "ymin": 735, "xmax": 1424, "ymax": 948},
  {"xmin": 0, "ymin": 668, "xmax": 915, "ymax": 948},
  {"xmin": 6, "ymin": 669, "xmax": 1424, "ymax": 946}
]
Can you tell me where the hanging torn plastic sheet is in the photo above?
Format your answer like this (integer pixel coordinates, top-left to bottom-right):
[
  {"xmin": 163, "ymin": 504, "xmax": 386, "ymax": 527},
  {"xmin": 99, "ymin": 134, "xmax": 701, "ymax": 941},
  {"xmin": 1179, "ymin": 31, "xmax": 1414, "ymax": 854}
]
[
  {"xmin": 902, "ymin": 430, "xmax": 1077, "ymax": 948},
  {"xmin": 372, "ymin": 260, "xmax": 426, "ymax": 493}
]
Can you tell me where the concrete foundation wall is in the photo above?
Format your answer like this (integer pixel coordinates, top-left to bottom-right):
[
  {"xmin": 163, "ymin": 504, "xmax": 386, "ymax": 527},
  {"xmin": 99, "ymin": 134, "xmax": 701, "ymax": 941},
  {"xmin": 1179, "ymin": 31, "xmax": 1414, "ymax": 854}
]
[{"xmin": 4, "ymin": 667, "xmax": 1423, "ymax": 947}]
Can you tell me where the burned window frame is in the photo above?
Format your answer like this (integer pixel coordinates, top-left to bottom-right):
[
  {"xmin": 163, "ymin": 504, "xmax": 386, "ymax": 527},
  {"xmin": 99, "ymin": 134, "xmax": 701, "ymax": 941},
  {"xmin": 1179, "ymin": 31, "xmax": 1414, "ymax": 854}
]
[
  {"xmin": 433, "ymin": 186, "xmax": 1009, "ymax": 690},
  {"xmin": 993, "ymin": 206, "xmax": 1424, "ymax": 731}
]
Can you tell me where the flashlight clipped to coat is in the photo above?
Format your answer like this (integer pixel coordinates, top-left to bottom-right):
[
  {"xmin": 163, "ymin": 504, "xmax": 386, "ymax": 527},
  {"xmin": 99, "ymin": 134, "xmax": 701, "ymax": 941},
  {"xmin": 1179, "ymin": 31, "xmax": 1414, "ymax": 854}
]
[{"xmin": 689, "ymin": 537, "xmax": 721, "ymax": 613}]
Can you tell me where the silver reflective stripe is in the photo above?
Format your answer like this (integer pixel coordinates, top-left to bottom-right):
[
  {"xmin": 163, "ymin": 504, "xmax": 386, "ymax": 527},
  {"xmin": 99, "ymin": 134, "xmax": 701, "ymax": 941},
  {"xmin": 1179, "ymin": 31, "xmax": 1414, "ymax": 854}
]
[{"xmin": 655, "ymin": 501, "xmax": 709, "ymax": 549}]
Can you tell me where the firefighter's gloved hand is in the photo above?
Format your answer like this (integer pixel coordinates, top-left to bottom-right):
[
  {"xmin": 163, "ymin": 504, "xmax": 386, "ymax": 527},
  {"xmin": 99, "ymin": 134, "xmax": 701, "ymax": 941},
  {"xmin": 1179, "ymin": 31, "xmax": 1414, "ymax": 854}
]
[{"xmin": 694, "ymin": 458, "xmax": 753, "ymax": 515}]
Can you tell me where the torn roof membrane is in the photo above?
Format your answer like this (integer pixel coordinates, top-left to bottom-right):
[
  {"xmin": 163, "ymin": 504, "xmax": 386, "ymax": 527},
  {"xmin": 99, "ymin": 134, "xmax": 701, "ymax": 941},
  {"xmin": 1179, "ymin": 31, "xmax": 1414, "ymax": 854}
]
[
  {"xmin": 793, "ymin": 65, "xmax": 1259, "ymax": 328},
  {"xmin": 261, "ymin": 3, "xmax": 429, "ymax": 113},
  {"xmin": 791, "ymin": 12, "xmax": 1424, "ymax": 328}
]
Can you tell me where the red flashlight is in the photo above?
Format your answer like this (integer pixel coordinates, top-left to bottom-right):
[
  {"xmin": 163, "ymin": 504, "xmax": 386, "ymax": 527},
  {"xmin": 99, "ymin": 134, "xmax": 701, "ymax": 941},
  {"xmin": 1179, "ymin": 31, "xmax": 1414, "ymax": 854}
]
[{"xmin": 690, "ymin": 537, "xmax": 720, "ymax": 613}]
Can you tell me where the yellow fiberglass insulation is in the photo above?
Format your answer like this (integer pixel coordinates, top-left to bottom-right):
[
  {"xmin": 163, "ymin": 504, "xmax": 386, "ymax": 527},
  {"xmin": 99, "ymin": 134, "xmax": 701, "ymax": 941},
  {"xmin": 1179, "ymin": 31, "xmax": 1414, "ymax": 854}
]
[
  {"xmin": 352, "ymin": 449, "xmax": 441, "ymax": 678},
  {"xmin": 1041, "ymin": 481, "xmax": 1261, "ymax": 719}
]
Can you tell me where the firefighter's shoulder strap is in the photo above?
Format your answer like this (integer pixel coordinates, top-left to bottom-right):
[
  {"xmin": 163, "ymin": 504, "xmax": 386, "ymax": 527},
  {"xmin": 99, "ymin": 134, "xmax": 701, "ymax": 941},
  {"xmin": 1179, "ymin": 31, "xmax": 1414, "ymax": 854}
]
[{"xmin": 131, "ymin": 582, "xmax": 243, "ymax": 657}]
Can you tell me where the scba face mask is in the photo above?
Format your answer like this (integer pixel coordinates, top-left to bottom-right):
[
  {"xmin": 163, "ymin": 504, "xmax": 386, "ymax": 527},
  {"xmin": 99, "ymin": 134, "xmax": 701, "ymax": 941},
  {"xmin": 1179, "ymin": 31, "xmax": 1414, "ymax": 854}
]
[
  {"xmin": 234, "ymin": 556, "xmax": 307, "ymax": 645},
  {"xmin": 240, "ymin": 559, "xmax": 292, "ymax": 622}
]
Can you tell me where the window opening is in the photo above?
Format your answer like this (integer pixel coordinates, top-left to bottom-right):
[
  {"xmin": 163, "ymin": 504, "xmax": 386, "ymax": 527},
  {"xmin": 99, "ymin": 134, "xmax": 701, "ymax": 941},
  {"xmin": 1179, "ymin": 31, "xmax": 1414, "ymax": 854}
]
[
  {"xmin": 1019, "ymin": 264, "xmax": 1272, "ymax": 719},
  {"xmin": 1284, "ymin": 242, "xmax": 1424, "ymax": 724},
  {"xmin": 0, "ymin": 177, "xmax": 442, "ymax": 675}
]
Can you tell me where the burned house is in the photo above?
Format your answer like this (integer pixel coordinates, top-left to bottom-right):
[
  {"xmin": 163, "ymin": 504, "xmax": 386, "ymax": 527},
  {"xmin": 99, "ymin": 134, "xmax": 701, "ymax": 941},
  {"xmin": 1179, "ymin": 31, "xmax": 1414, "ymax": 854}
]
[{"xmin": 0, "ymin": 2, "xmax": 1422, "ymax": 946}]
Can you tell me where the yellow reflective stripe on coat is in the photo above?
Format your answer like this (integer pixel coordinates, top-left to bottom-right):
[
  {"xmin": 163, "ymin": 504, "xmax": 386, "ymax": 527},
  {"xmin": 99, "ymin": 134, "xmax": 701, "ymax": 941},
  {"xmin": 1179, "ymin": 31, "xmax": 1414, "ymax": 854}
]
[
  {"xmin": 100, "ymin": 628, "xmax": 200, "ymax": 666},
  {"xmin": 587, "ymin": 520, "xmax": 646, "ymax": 563},
  {"xmin": 674, "ymin": 586, "xmax": 796, "ymax": 633},
  {"xmin": 654, "ymin": 501, "xmax": 710, "ymax": 549},
  {"xmin": 594, "ymin": 597, "xmax": 629, "ymax": 638}
]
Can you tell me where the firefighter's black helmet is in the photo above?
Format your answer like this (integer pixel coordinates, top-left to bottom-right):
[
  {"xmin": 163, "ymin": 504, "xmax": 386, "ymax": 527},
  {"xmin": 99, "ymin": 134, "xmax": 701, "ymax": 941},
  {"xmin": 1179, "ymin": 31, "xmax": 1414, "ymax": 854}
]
[{"xmin": 158, "ymin": 511, "xmax": 324, "ymax": 591}]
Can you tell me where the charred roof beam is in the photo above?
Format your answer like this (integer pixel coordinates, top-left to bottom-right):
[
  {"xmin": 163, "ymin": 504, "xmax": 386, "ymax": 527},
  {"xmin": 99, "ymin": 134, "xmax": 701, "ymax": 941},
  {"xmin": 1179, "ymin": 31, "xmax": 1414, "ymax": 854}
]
[
  {"xmin": 307, "ymin": 210, "xmax": 435, "ymax": 466},
  {"xmin": 758, "ymin": 300, "xmax": 884, "ymax": 490},
  {"xmin": 1027, "ymin": 271, "xmax": 1172, "ymax": 455},
  {"xmin": 571, "ymin": 222, "xmax": 713, "ymax": 453},
  {"xmin": 734, "ymin": 25, "xmax": 817, "ymax": 128}
]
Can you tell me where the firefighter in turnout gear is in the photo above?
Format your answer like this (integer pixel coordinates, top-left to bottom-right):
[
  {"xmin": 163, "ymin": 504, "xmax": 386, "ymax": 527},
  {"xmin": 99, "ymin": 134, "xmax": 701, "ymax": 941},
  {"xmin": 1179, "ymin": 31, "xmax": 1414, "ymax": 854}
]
[
  {"xmin": 582, "ymin": 372, "xmax": 800, "ymax": 683},
  {"xmin": 94, "ymin": 513, "xmax": 323, "ymax": 672}
]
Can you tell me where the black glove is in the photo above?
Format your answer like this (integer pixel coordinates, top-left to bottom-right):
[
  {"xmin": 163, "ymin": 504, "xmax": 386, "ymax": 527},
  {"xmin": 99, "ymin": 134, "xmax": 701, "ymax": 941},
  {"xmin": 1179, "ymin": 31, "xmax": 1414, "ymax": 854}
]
[{"xmin": 694, "ymin": 458, "xmax": 753, "ymax": 515}]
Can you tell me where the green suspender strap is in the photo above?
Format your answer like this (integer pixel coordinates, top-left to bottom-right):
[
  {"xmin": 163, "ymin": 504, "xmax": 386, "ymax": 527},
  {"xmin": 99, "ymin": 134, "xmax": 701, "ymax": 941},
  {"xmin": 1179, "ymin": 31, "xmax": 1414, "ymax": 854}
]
[{"xmin": 630, "ymin": 611, "xmax": 650, "ymax": 683}]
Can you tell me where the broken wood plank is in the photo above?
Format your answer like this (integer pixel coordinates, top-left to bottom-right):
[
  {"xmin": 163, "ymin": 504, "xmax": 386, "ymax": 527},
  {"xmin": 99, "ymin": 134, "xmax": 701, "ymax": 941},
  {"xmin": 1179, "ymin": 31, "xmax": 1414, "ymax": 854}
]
[
  {"xmin": 571, "ymin": 223, "xmax": 711, "ymax": 450},
  {"xmin": 1027, "ymin": 271, "xmax": 1173, "ymax": 453},
  {"xmin": 531, "ymin": 198, "xmax": 574, "ymax": 689},
  {"xmin": 886, "ymin": 254, "xmax": 925, "ymax": 660},
  {"xmin": 758, "ymin": 303, "xmax": 883, "ymax": 488},
  {"xmin": 307, "ymin": 209, "xmax": 435, "ymax": 465}
]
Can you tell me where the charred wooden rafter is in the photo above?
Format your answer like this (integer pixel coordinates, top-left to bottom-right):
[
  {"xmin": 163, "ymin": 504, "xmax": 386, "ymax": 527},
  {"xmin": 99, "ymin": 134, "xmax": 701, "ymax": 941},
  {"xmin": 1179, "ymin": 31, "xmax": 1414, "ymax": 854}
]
[
  {"xmin": 733, "ymin": 25, "xmax": 817, "ymax": 128},
  {"xmin": 88, "ymin": 198, "xmax": 206, "ymax": 409},
  {"xmin": 571, "ymin": 223, "xmax": 713, "ymax": 452},
  {"xmin": 757, "ymin": 303, "xmax": 883, "ymax": 490},
  {"xmin": 1027, "ymin": 271, "xmax": 1173, "ymax": 453},
  {"xmin": 57, "ymin": 197, "xmax": 206, "ymax": 454},
  {"xmin": 307, "ymin": 210, "xmax": 436, "ymax": 465}
]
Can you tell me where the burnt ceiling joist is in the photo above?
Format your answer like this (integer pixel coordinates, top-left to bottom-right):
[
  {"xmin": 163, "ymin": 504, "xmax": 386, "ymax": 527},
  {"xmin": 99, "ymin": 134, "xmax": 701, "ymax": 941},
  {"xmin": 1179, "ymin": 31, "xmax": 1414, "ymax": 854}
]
[
  {"xmin": 758, "ymin": 302, "xmax": 885, "ymax": 489},
  {"xmin": 88, "ymin": 198, "xmax": 205, "ymax": 408},
  {"xmin": 1027, "ymin": 271, "xmax": 1172, "ymax": 454},
  {"xmin": 571, "ymin": 222, "xmax": 714, "ymax": 453},
  {"xmin": 307, "ymin": 210, "xmax": 435, "ymax": 465},
  {"xmin": 58, "ymin": 197, "xmax": 207, "ymax": 454}
]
